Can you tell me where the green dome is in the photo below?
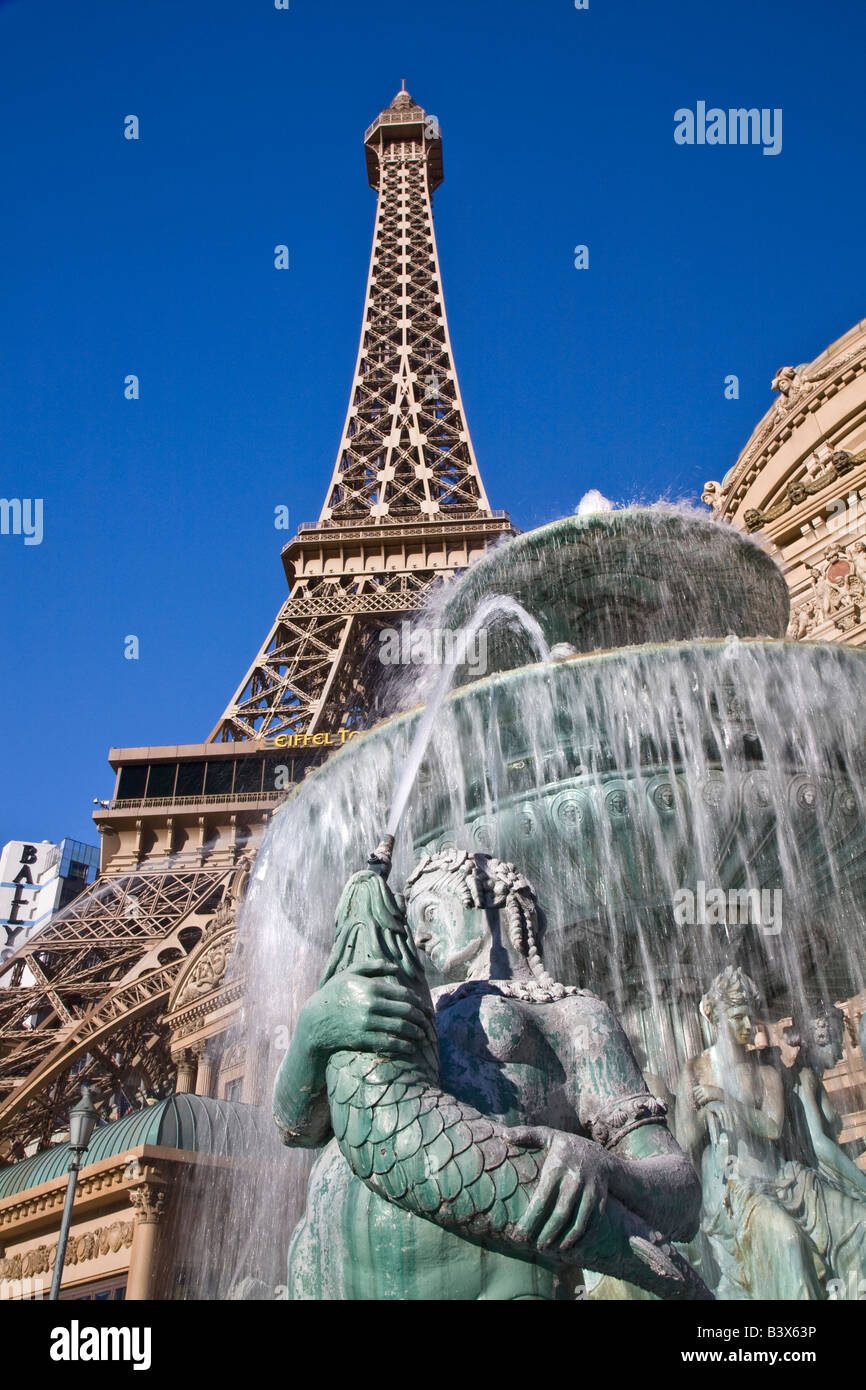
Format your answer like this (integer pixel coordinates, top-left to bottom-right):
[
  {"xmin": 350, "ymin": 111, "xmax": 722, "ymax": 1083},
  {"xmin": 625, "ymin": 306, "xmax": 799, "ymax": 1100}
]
[{"xmin": 0, "ymin": 1095, "xmax": 272, "ymax": 1201}]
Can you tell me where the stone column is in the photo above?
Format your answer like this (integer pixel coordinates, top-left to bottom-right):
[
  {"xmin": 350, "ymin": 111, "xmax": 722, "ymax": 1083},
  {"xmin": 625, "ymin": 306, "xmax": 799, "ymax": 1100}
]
[
  {"xmin": 174, "ymin": 1049, "xmax": 196, "ymax": 1095},
  {"xmin": 126, "ymin": 1183, "xmax": 167, "ymax": 1300},
  {"xmin": 194, "ymin": 1042, "xmax": 215, "ymax": 1098}
]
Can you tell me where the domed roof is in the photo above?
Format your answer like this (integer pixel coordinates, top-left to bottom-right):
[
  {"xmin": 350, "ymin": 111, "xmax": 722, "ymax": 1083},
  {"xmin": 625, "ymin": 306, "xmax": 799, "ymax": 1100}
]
[
  {"xmin": 0, "ymin": 1095, "xmax": 273, "ymax": 1200},
  {"xmin": 390, "ymin": 83, "xmax": 415, "ymax": 109},
  {"xmin": 700, "ymin": 316, "xmax": 866, "ymax": 649},
  {"xmin": 704, "ymin": 317, "xmax": 866, "ymax": 525}
]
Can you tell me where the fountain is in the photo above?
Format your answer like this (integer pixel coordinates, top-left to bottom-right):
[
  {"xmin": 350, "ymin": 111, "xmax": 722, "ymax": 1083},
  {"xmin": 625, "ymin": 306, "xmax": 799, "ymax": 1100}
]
[{"xmin": 208, "ymin": 504, "xmax": 866, "ymax": 1301}]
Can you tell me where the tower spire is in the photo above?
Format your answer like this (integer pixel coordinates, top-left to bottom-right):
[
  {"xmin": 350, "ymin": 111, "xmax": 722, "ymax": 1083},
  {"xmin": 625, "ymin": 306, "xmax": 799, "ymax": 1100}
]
[{"xmin": 321, "ymin": 88, "xmax": 488, "ymax": 522}]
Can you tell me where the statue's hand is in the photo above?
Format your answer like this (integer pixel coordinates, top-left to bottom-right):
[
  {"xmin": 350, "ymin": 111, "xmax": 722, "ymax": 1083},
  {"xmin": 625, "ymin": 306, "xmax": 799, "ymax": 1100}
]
[
  {"xmin": 704, "ymin": 1100, "xmax": 737, "ymax": 1134},
  {"xmin": 508, "ymin": 1126, "xmax": 610, "ymax": 1254},
  {"xmin": 693, "ymin": 1083, "xmax": 725, "ymax": 1108},
  {"xmin": 301, "ymin": 963, "xmax": 436, "ymax": 1060}
]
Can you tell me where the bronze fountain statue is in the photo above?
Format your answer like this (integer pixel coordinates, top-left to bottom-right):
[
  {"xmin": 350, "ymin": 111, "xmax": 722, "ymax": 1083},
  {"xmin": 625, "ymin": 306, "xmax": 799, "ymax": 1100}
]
[{"xmin": 275, "ymin": 840, "xmax": 709, "ymax": 1300}]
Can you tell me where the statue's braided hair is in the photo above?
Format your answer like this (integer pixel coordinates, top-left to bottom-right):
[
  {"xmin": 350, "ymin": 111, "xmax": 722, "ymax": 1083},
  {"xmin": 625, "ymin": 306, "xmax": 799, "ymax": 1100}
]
[{"xmin": 405, "ymin": 848, "xmax": 569, "ymax": 997}]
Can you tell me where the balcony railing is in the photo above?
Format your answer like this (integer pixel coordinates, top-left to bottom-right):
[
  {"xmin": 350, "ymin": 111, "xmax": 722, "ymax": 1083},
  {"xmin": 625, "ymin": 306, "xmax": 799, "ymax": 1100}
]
[
  {"xmin": 296, "ymin": 510, "xmax": 510, "ymax": 533},
  {"xmin": 364, "ymin": 108, "xmax": 425, "ymax": 140},
  {"xmin": 109, "ymin": 790, "xmax": 286, "ymax": 812}
]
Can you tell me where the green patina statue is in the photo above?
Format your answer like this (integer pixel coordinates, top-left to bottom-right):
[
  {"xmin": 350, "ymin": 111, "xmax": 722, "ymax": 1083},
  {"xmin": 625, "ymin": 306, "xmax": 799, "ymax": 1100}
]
[
  {"xmin": 676, "ymin": 967, "xmax": 866, "ymax": 1300},
  {"xmin": 274, "ymin": 844, "xmax": 708, "ymax": 1300},
  {"xmin": 783, "ymin": 999, "xmax": 866, "ymax": 1300}
]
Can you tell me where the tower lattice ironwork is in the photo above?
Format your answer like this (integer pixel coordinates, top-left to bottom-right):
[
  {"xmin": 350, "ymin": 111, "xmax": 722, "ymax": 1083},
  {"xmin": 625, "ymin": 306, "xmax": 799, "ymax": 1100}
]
[
  {"xmin": 209, "ymin": 86, "xmax": 511, "ymax": 743},
  {"xmin": 0, "ymin": 89, "xmax": 512, "ymax": 1155}
]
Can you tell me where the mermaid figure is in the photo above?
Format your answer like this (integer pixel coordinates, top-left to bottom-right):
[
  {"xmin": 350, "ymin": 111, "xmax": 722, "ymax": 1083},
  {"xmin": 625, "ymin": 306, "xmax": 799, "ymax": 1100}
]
[{"xmin": 276, "ymin": 843, "xmax": 708, "ymax": 1300}]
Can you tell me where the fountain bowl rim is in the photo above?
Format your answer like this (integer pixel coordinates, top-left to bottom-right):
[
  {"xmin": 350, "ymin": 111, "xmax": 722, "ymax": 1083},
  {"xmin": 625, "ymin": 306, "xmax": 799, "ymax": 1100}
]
[{"xmin": 272, "ymin": 636, "xmax": 866, "ymax": 816}]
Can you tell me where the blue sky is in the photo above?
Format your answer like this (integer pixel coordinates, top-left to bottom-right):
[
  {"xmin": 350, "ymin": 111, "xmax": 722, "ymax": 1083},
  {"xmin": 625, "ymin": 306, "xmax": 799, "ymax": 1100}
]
[{"xmin": 1, "ymin": 0, "xmax": 864, "ymax": 848}]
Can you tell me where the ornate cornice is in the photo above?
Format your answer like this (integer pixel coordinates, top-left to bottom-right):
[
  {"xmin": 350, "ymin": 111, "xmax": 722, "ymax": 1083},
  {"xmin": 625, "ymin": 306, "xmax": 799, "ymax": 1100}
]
[
  {"xmin": 703, "ymin": 328, "xmax": 866, "ymax": 517},
  {"xmin": 0, "ymin": 1161, "xmax": 132, "ymax": 1233},
  {"xmin": 0, "ymin": 1218, "xmax": 135, "ymax": 1281},
  {"xmin": 739, "ymin": 449, "xmax": 862, "ymax": 532},
  {"xmin": 0, "ymin": 1148, "xmax": 189, "ymax": 1238}
]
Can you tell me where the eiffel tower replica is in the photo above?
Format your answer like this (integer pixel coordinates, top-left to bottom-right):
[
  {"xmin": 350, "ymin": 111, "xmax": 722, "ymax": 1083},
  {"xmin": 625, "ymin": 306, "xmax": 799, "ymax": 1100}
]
[{"xmin": 0, "ymin": 87, "xmax": 513, "ymax": 1155}]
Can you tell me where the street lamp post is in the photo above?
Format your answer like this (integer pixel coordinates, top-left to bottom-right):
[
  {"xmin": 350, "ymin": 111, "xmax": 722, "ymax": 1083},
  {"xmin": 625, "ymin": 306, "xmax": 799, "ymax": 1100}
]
[{"xmin": 49, "ymin": 1086, "xmax": 99, "ymax": 1301}]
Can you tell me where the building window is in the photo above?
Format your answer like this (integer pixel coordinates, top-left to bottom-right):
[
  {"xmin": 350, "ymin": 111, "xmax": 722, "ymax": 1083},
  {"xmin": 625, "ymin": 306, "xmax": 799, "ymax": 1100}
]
[
  {"xmin": 204, "ymin": 760, "xmax": 233, "ymax": 795},
  {"xmin": 175, "ymin": 762, "xmax": 205, "ymax": 798},
  {"xmin": 116, "ymin": 765, "xmax": 147, "ymax": 800},
  {"xmin": 59, "ymin": 1276, "xmax": 127, "ymax": 1300},
  {"xmin": 146, "ymin": 763, "xmax": 176, "ymax": 799},
  {"xmin": 234, "ymin": 758, "xmax": 263, "ymax": 795}
]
